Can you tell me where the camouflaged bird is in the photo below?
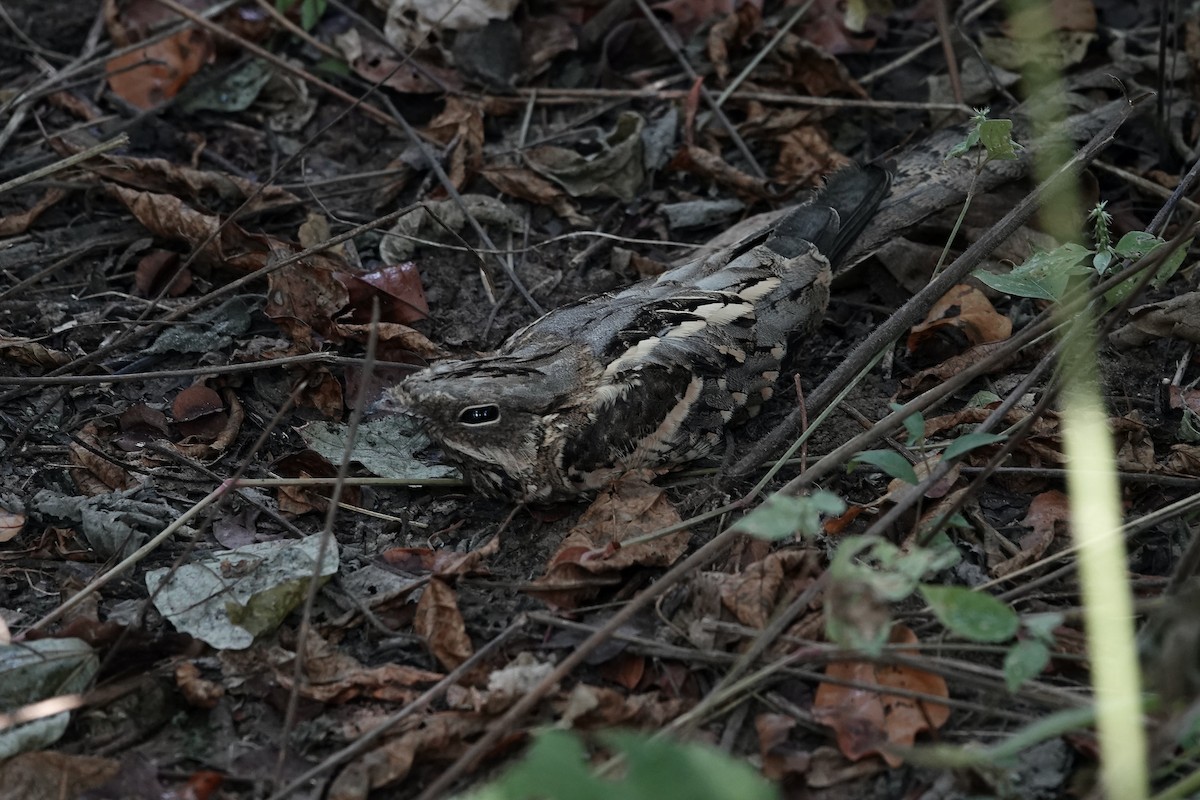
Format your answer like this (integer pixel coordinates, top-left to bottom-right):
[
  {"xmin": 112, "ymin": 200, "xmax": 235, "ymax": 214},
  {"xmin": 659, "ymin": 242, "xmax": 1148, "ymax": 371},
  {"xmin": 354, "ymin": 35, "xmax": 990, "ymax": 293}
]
[{"xmin": 385, "ymin": 165, "xmax": 891, "ymax": 501}]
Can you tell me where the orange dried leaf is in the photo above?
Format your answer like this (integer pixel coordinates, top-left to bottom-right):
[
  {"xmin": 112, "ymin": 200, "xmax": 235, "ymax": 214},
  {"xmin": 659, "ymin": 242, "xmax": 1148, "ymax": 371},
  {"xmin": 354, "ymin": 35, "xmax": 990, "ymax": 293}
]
[
  {"xmin": 813, "ymin": 625, "xmax": 950, "ymax": 766},
  {"xmin": 414, "ymin": 578, "xmax": 474, "ymax": 670}
]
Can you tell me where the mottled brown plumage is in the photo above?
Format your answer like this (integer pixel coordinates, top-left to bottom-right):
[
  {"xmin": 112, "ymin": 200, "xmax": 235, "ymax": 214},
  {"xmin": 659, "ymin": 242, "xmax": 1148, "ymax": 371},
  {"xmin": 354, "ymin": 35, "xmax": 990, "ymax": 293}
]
[{"xmin": 384, "ymin": 165, "xmax": 891, "ymax": 501}]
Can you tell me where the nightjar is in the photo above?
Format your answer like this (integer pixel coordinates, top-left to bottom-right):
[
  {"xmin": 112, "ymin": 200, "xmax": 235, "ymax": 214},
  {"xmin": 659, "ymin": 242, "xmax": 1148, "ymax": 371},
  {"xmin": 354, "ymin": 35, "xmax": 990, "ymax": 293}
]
[{"xmin": 384, "ymin": 165, "xmax": 891, "ymax": 501}]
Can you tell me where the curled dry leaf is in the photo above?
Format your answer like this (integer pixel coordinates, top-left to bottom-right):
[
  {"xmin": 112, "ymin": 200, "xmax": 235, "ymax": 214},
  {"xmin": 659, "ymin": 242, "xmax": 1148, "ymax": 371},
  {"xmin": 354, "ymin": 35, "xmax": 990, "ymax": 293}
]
[
  {"xmin": 70, "ymin": 422, "xmax": 135, "ymax": 495},
  {"xmin": 425, "ymin": 97, "xmax": 486, "ymax": 190},
  {"xmin": 51, "ymin": 140, "xmax": 299, "ymax": 213},
  {"xmin": 480, "ymin": 166, "xmax": 590, "ymax": 227},
  {"xmin": 338, "ymin": 28, "xmax": 462, "ymax": 94},
  {"xmin": 654, "ymin": 0, "xmax": 740, "ymax": 40},
  {"xmin": 526, "ymin": 474, "xmax": 690, "ymax": 610},
  {"xmin": 114, "ymin": 404, "xmax": 170, "ymax": 452},
  {"xmin": 0, "ymin": 331, "xmax": 70, "ymax": 368},
  {"xmin": 775, "ymin": 125, "xmax": 850, "ymax": 186},
  {"xmin": 993, "ymin": 489, "xmax": 1069, "ymax": 577},
  {"xmin": 907, "ymin": 285, "xmax": 1013, "ymax": 365},
  {"xmin": 134, "ymin": 250, "xmax": 192, "ymax": 297},
  {"xmin": 326, "ymin": 713, "xmax": 484, "ymax": 793},
  {"xmin": 381, "ymin": 534, "xmax": 499, "ymax": 577},
  {"xmin": 554, "ymin": 683, "xmax": 685, "ymax": 729},
  {"xmin": 813, "ymin": 624, "xmax": 950, "ymax": 767},
  {"xmin": 0, "ymin": 187, "xmax": 67, "ymax": 236},
  {"xmin": 526, "ymin": 112, "xmax": 647, "ymax": 202},
  {"xmin": 707, "ymin": 2, "xmax": 761, "ymax": 82},
  {"xmin": 414, "ymin": 577, "xmax": 474, "ymax": 670},
  {"xmin": 0, "ymin": 506, "xmax": 24, "ymax": 543},
  {"xmin": 898, "ymin": 339, "xmax": 1027, "ymax": 397},
  {"xmin": 271, "ymin": 629, "xmax": 443, "ymax": 704},
  {"xmin": 174, "ymin": 661, "xmax": 225, "ymax": 709},
  {"xmin": 173, "ymin": 384, "xmax": 227, "ymax": 443},
  {"xmin": 336, "ymin": 262, "xmax": 430, "ymax": 325},
  {"xmin": 756, "ymin": 713, "xmax": 813, "ymax": 782},
  {"xmin": 107, "ymin": 184, "xmax": 273, "ymax": 273},
  {"xmin": 671, "ymin": 144, "xmax": 780, "ymax": 201},
  {"xmin": 271, "ymin": 450, "xmax": 362, "ymax": 514},
  {"xmin": 106, "ymin": 29, "xmax": 213, "ymax": 109},
  {"xmin": 718, "ymin": 549, "xmax": 821, "ymax": 629}
]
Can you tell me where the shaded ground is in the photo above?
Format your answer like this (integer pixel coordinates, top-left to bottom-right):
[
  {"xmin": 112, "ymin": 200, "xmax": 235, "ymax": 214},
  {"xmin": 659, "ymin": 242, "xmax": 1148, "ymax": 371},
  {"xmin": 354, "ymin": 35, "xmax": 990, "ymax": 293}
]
[{"xmin": 1, "ymin": 0, "xmax": 1198, "ymax": 798}]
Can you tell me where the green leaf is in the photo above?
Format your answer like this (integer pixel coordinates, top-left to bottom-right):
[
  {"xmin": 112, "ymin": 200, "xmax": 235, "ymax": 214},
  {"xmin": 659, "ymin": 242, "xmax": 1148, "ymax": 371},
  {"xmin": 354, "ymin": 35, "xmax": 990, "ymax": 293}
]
[
  {"xmin": 919, "ymin": 584, "xmax": 1019, "ymax": 643},
  {"xmin": 942, "ymin": 432, "xmax": 1006, "ymax": 460},
  {"xmin": 1004, "ymin": 639, "xmax": 1050, "ymax": 692},
  {"xmin": 460, "ymin": 730, "xmax": 779, "ymax": 800},
  {"xmin": 849, "ymin": 449, "xmax": 918, "ymax": 485},
  {"xmin": 967, "ymin": 390, "xmax": 1002, "ymax": 407},
  {"xmin": 978, "ymin": 118, "xmax": 1018, "ymax": 161},
  {"xmin": 605, "ymin": 731, "xmax": 778, "ymax": 800},
  {"xmin": 1092, "ymin": 248, "xmax": 1113, "ymax": 274},
  {"xmin": 1022, "ymin": 612, "xmax": 1063, "ymax": 644},
  {"xmin": 973, "ymin": 243, "xmax": 1091, "ymax": 301},
  {"xmin": 300, "ymin": 0, "xmax": 327, "ymax": 30},
  {"xmin": 730, "ymin": 491, "xmax": 845, "ymax": 541},
  {"xmin": 890, "ymin": 403, "xmax": 925, "ymax": 446},
  {"xmin": 1181, "ymin": 408, "xmax": 1200, "ymax": 444},
  {"xmin": 1113, "ymin": 230, "xmax": 1160, "ymax": 259},
  {"xmin": 946, "ymin": 128, "xmax": 980, "ymax": 160}
]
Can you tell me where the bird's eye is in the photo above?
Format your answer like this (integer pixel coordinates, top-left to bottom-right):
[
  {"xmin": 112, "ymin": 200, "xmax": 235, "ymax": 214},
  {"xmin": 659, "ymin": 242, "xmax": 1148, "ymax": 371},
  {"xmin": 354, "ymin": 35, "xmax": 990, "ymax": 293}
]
[{"xmin": 458, "ymin": 404, "xmax": 501, "ymax": 425}]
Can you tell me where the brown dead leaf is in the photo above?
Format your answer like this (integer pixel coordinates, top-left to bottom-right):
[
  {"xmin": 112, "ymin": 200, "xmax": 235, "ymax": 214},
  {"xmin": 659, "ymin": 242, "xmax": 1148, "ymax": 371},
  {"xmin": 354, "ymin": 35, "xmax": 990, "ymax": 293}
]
[
  {"xmin": 173, "ymin": 387, "xmax": 243, "ymax": 459},
  {"xmin": 1114, "ymin": 412, "xmax": 1155, "ymax": 472},
  {"xmin": 328, "ymin": 713, "xmax": 483, "ymax": 793},
  {"xmin": 907, "ymin": 285, "xmax": 1013, "ymax": 365},
  {"xmin": 107, "ymin": 184, "xmax": 273, "ymax": 273},
  {"xmin": 774, "ymin": 33, "xmax": 871, "ymax": 93},
  {"xmin": 0, "ymin": 187, "xmax": 67, "ymax": 236},
  {"xmin": 0, "ymin": 331, "xmax": 70, "ymax": 368},
  {"xmin": 718, "ymin": 549, "xmax": 820, "ymax": 629},
  {"xmin": 106, "ymin": 29, "xmax": 213, "ymax": 109},
  {"xmin": 481, "ymin": 166, "xmax": 590, "ymax": 226},
  {"xmin": 611, "ymin": 247, "xmax": 669, "ymax": 278},
  {"xmin": 332, "ymin": 322, "xmax": 445, "ymax": 360},
  {"xmin": 671, "ymin": 144, "xmax": 781, "ymax": 200},
  {"xmin": 380, "ymin": 535, "xmax": 499, "ymax": 577},
  {"xmin": 341, "ymin": 30, "xmax": 463, "ymax": 95},
  {"xmin": 1169, "ymin": 385, "xmax": 1200, "ymax": 415},
  {"xmin": 813, "ymin": 625, "xmax": 950, "ymax": 767},
  {"xmin": 1112, "ymin": 292, "xmax": 1200, "ymax": 348},
  {"xmin": 425, "ymin": 97, "xmax": 486, "ymax": 191},
  {"xmin": 336, "ymin": 263, "xmax": 429, "ymax": 325},
  {"xmin": 414, "ymin": 578, "xmax": 474, "ymax": 670},
  {"xmin": 555, "ymin": 683, "xmax": 685, "ymax": 729},
  {"xmin": 707, "ymin": 2, "xmax": 761, "ymax": 82},
  {"xmin": 0, "ymin": 505, "xmax": 25, "ymax": 543},
  {"xmin": 798, "ymin": 0, "xmax": 881, "ymax": 54},
  {"xmin": 266, "ymin": 630, "xmax": 443, "ymax": 705},
  {"xmin": 175, "ymin": 661, "xmax": 224, "ymax": 709},
  {"xmin": 520, "ymin": 14, "xmax": 578, "ymax": 78},
  {"xmin": 992, "ymin": 489, "xmax": 1069, "ymax": 577},
  {"xmin": 53, "ymin": 141, "xmax": 298, "ymax": 213},
  {"xmin": 757, "ymin": 713, "xmax": 812, "ymax": 781},
  {"xmin": 774, "ymin": 125, "xmax": 850, "ymax": 186},
  {"xmin": 526, "ymin": 475, "xmax": 690, "ymax": 609},
  {"xmin": 134, "ymin": 250, "xmax": 192, "ymax": 297},
  {"xmin": 0, "ymin": 751, "xmax": 121, "ymax": 800},
  {"xmin": 654, "ymin": 0, "xmax": 740, "ymax": 40},
  {"xmin": 598, "ymin": 653, "xmax": 647, "ymax": 690},
  {"xmin": 898, "ymin": 339, "xmax": 1026, "ymax": 397},
  {"xmin": 70, "ymin": 422, "xmax": 134, "ymax": 495},
  {"xmin": 272, "ymin": 451, "xmax": 362, "ymax": 514}
]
